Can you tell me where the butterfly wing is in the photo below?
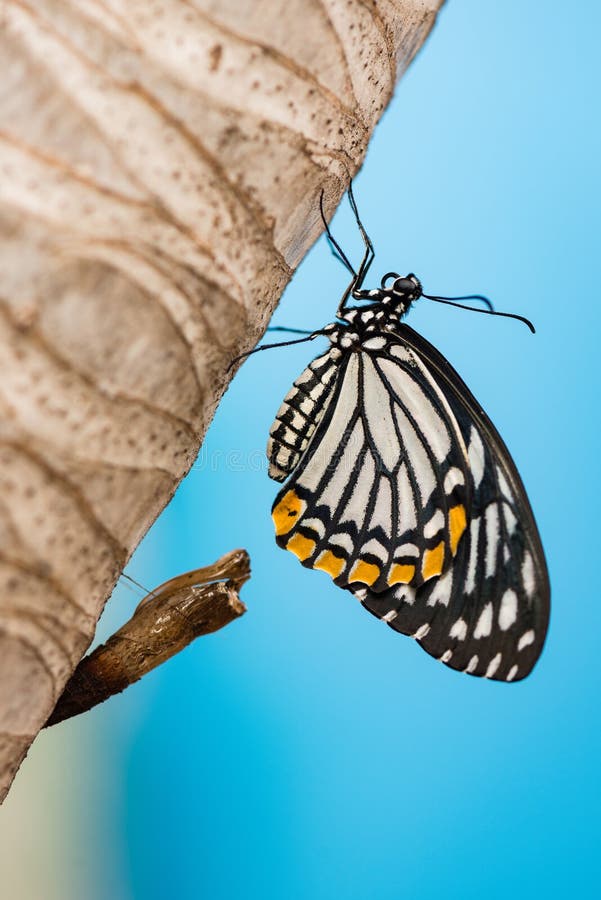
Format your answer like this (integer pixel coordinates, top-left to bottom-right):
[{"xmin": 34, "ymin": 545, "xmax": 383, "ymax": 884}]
[
  {"xmin": 353, "ymin": 324, "xmax": 550, "ymax": 681},
  {"xmin": 270, "ymin": 338, "xmax": 475, "ymax": 593}
]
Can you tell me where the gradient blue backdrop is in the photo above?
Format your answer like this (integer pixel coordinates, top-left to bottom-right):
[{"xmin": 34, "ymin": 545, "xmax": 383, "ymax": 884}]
[{"xmin": 84, "ymin": 3, "xmax": 601, "ymax": 897}]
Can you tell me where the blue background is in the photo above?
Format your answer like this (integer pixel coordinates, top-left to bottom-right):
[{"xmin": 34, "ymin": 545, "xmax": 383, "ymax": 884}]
[{"xmin": 31, "ymin": 3, "xmax": 601, "ymax": 898}]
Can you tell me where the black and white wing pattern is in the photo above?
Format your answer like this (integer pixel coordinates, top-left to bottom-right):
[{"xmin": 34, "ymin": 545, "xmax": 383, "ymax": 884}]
[
  {"xmin": 268, "ymin": 327, "xmax": 549, "ymax": 682},
  {"xmin": 267, "ymin": 347, "xmax": 340, "ymax": 483}
]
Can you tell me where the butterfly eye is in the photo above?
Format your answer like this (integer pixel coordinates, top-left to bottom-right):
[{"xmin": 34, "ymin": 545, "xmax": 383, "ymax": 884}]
[{"xmin": 393, "ymin": 277, "xmax": 415, "ymax": 294}]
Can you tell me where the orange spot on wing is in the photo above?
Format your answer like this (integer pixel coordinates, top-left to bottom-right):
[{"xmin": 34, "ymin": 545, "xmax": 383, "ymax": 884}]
[
  {"xmin": 388, "ymin": 563, "xmax": 415, "ymax": 586},
  {"xmin": 314, "ymin": 550, "xmax": 345, "ymax": 579},
  {"xmin": 286, "ymin": 533, "xmax": 316, "ymax": 561},
  {"xmin": 422, "ymin": 542, "xmax": 445, "ymax": 581},
  {"xmin": 449, "ymin": 504, "xmax": 467, "ymax": 555},
  {"xmin": 349, "ymin": 560, "xmax": 380, "ymax": 586},
  {"xmin": 272, "ymin": 490, "xmax": 304, "ymax": 536}
]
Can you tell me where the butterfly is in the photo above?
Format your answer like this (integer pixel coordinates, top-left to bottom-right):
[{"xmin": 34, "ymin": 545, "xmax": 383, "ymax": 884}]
[{"xmin": 264, "ymin": 187, "xmax": 549, "ymax": 682}]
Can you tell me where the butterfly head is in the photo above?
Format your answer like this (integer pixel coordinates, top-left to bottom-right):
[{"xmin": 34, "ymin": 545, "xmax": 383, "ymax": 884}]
[
  {"xmin": 380, "ymin": 272, "xmax": 423, "ymax": 311},
  {"xmin": 350, "ymin": 272, "xmax": 422, "ymax": 319}
]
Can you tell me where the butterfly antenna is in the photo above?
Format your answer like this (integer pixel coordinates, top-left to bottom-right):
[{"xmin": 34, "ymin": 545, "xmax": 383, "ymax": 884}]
[
  {"xmin": 266, "ymin": 326, "xmax": 315, "ymax": 335},
  {"xmin": 424, "ymin": 292, "xmax": 494, "ymax": 312},
  {"xmin": 227, "ymin": 330, "xmax": 329, "ymax": 372},
  {"xmin": 423, "ymin": 293, "xmax": 535, "ymax": 333},
  {"xmin": 319, "ymin": 190, "xmax": 356, "ymax": 276}
]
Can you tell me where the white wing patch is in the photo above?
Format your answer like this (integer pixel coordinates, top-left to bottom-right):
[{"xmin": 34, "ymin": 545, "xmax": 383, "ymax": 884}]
[
  {"xmin": 522, "ymin": 552, "xmax": 535, "ymax": 597},
  {"xmin": 396, "ymin": 464, "xmax": 418, "ymax": 535},
  {"xmin": 370, "ymin": 478, "xmax": 393, "ymax": 538},
  {"xmin": 498, "ymin": 589, "xmax": 518, "ymax": 631},
  {"xmin": 377, "ymin": 357, "xmax": 452, "ymax": 463},
  {"xmin": 424, "ymin": 510, "xmax": 445, "ymax": 538},
  {"xmin": 340, "ymin": 453, "xmax": 375, "ymax": 525},
  {"xmin": 393, "ymin": 404, "xmax": 437, "ymax": 505},
  {"xmin": 449, "ymin": 618, "xmax": 468, "ymax": 641},
  {"xmin": 485, "ymin": 504, "xmax": 500, "ymax": 577},
  {"xmin": 474, "ymin": 603, "xmax": 493, "ymax": 639},
  {"xmin": 467, "ymin": 427, "xmax": 485, "ymax": 489},
  {"xmin": 444, "ymin": 467, "xmax": 465, "ymax": 493},
  {"xmin": 426, "ymin": 568, "xmax": 453, "ymax": 607},
  {"xmin": 362, "ymin": 356, "xmax": 401, "ymax": 472},
  {"xmin": 464, "ymin": 518, "xmax": 481, "ymax": 595}
]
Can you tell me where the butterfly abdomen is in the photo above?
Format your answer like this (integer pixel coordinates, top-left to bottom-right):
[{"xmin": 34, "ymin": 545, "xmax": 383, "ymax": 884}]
[{"xmin": 267, "ymin": 349, "xmax": 339, "ymax": 482}]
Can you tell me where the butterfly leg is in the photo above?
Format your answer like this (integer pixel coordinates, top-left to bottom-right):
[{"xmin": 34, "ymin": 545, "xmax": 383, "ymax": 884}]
[{"xmin": 337, "ymin": 183, "xmax": 376, "ymax": 316}]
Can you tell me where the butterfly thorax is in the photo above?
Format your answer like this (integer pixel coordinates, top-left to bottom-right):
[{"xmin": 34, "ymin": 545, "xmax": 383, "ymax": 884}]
[{"xmin": 324, "ymin": 272, "xmax": 423, "ymax": 351}]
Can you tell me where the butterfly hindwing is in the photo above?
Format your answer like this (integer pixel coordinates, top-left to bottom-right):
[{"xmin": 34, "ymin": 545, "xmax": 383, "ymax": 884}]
[{"xmin": 354, "ymin": 325, "xmax": 549, "ymax": 681}]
